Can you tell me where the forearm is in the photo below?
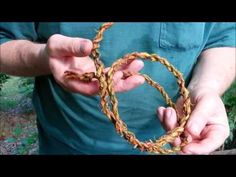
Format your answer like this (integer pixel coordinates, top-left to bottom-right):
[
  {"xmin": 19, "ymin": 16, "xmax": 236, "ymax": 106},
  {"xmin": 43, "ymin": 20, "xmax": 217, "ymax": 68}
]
[
  {"xmin": 188, "ymin": 47, "xmax": 236, "ymax": 96},
  {"xmin": 0, "ymin": 40, "xmax": 50, "ymax": 76}
]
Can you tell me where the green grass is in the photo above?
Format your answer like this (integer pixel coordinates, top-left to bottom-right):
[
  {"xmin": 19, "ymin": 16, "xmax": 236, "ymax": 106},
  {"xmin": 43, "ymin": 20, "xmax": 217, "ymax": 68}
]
[
  {"xmin": 0, "ymin": 76, "xmax": 21, "ymax": 95},
  {"xmin": 0, "ymin": 76, "xmax": 28, "ymax": 111},
  {"xmin": 0, "ymin": 99, "xmax": 18, "ymax": 111}
]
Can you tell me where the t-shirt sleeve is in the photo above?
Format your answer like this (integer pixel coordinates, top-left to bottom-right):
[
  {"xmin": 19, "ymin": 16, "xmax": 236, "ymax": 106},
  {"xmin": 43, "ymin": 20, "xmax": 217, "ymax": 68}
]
[
  {"xmin": 0, "ymin": 22, "xmax": 38, "ymax": 45},
  {"xmin": 203, "ymin": 22, "xmax": 236, "ymax": 50}
]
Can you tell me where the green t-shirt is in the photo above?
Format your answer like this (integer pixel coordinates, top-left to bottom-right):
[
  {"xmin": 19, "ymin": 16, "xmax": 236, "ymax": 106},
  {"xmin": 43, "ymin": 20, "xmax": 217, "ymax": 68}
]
[{"xmin": 0, "ymin": 22, "xmax": 235, "ymax": 154}]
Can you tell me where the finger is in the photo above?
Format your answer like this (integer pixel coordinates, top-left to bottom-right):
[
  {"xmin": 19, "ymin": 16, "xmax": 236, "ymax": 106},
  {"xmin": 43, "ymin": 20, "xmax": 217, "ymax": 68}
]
[
  {"xmin": 157, "ymin": 107, "xmax": 181, "ymax": 147},
  {"xmin": 63, "ymin": 79, "xmax": 99, "ymax": 95},
  {"xmin": 104, "ymin": 67, "xmax": 110, "ymax": 73},
  {"xmin": 185, "ymin": 100, "xmax": 209, "ymax": 138},
  {"xmin": 184, "ymin": 131, "xmax": 193, "ymax": 143},
  {"xmin": 175, "ymin": 97, "xmax": 184, "ymax": 118},
  {"xmin": 173, "ymin": 137, "xmax": 182, "ymax": 147},
  {"xmin": 115, "ymin": 75, "xmax": 145, "ymax": 92},
  {"xmin": 113, "ymin": 71, "xmax": 124, "ymax": 86},
  {"xmin": 163, "ymin": 107, "xmax": 178, "ymax": 131},
  {"xmin": 69, "ymin": 57, "xmax": 96, "ymax": 74},
  {"xmin": 104, "ymin": 67, "xmax": 124, "ymax": 86},
  {"xmin": 47, "ymin": 34, "xmax": 93, "ymax": 57},
  {"xmin": 182, "ymin": 125, "xmax": 229, "ymax": 155},
  {"xmin": 163, "ymin": 108, "xmax": 181, "ymax": 146},
  {"xmin": 118, "ymin": 59, "xmax": 134, "ymax": 70},
  {"xmin": 120, "ymin": 60, "xmax": 144, "ymax": 73},
  {"xmin": 157, "ymin": 106, "xmax": 166, "ymax": 123}
]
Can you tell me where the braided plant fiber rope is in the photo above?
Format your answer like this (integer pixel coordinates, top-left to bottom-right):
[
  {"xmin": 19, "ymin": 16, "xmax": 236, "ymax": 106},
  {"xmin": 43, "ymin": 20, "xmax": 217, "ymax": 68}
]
[{"xmin": 64, "ymin": 22, "xmax": 192, "ymax": 154}]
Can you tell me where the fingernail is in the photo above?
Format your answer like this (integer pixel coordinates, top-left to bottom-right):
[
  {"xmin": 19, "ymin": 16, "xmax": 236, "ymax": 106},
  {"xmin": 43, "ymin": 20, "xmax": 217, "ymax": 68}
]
[
  {"xmin": 137, "ymin": 60, "xmax": 144, "ymax": 67},
  {"xmin": 158, "ymin": 107, "xmax": 165, "ymax": 112},
  {"xmin": 80, "ymin": 40, "xmax": 91, "ymax": 55},
  {"xmin": 139, "ymin": 77, "xmax": 145, "ymax": 84}
]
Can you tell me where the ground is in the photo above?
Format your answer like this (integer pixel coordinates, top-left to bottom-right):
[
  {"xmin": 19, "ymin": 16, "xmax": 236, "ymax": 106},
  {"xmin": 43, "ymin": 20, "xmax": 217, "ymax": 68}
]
[{"xmin": 0, "ymin": 76, "xmax": 38, "ymax": 155}]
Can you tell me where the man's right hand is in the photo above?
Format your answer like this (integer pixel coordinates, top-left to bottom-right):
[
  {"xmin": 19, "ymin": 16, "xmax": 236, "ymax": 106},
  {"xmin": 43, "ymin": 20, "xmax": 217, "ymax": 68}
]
[{"xmin": 46, "ymin": 34, "xmax": 145, "ymax": 96}]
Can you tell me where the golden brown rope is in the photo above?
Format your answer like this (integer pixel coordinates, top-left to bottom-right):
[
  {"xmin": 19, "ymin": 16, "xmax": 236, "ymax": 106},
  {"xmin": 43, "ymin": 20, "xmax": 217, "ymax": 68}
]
[{"xmin": 63, "ymin": 22, "xmax": 192, "ymax": 154}]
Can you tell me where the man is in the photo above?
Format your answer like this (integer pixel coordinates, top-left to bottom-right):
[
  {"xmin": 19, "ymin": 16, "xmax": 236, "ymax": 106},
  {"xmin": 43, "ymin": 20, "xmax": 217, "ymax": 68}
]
[{"xmin": 0, "ymin": 22, "xmax": 235, "ymax": 154}]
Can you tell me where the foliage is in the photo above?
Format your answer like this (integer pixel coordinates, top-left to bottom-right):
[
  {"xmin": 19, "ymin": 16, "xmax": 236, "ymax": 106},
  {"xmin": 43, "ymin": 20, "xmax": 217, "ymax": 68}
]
[
  {"xmin": 2, "ymin": 118, "xmax": 38, "ymax": 155},
  {"xmin": 0, "ymin": 76, "xmax": 34, "ymax": 112},
  {"xmin": 0, "ymin": 73, "xmax": 10, "ymax": 94},
  {"xmin": 222, "ymin": 80, "xmax": 236, "ymax": 149},
  {"xmin": 18, "ymin": 77, "xmax": 34, "ymax": 98}
]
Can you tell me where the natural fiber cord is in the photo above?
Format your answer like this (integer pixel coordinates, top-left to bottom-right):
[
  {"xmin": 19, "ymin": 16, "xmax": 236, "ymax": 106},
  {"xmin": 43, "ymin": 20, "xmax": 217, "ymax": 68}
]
[{"xmin": 63, "ymin": 22, "xmax": 192, "ymax": 154}]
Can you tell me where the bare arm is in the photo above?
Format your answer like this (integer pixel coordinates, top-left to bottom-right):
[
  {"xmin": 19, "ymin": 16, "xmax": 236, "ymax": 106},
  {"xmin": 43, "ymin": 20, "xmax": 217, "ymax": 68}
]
[
  {"xmin": 0, "ymin": 40, "xmax": 49, "ymax": 76},
  {"xmin": 188, "ymin": 47, "xmax": 236, "ymax": 96},
  {"xmin": 0, "ymin": 35, "xmax": 145, "ymax": 95}
]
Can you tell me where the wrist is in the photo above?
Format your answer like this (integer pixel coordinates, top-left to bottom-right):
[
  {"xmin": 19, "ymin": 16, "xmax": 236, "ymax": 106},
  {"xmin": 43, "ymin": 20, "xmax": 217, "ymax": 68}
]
[
  {"xmin": 37, "ymin": 44, "xmax": 51, "ymax": 75},
  {"xmin": 187, "ymin": 83, "xmax": 221, "ymax": 97}
]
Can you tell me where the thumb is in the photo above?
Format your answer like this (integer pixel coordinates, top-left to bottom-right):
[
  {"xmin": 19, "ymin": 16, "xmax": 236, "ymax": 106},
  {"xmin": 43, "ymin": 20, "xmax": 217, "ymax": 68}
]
[
  {"xmin": 185, "ymin": 100, "xmax": 208, "ymax": 138},
  {"xmin": 47, "ymin": 34, "xmax": 93, "ymax": 57}
]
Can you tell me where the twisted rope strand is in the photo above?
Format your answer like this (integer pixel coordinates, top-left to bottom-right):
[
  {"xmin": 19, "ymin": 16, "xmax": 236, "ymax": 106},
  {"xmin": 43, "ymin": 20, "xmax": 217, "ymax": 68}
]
[{"xmin": 63, "ymin": 22, "xmax": 192, "ymax": 154}]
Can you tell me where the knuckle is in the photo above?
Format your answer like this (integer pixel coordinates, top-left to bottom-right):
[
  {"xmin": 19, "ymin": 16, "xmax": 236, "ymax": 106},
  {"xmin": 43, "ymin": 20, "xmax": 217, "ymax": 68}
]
[{"xmin": 47, "ymin": 34, "xmax": 62, "ymax": 53}]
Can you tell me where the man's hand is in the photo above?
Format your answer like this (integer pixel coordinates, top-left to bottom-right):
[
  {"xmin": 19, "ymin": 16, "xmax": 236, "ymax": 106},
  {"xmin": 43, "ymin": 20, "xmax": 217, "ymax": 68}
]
[
  {"xmin": 156, "ymin": 47, "xmax": 235, "ymax": 154},
  {"xmin": 46, "ymin": 34, "xmax": 145, "ymax": 95},
  {"xmin": 157, "ymin": 89, "xmax": 230, "ymax": 154}
]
